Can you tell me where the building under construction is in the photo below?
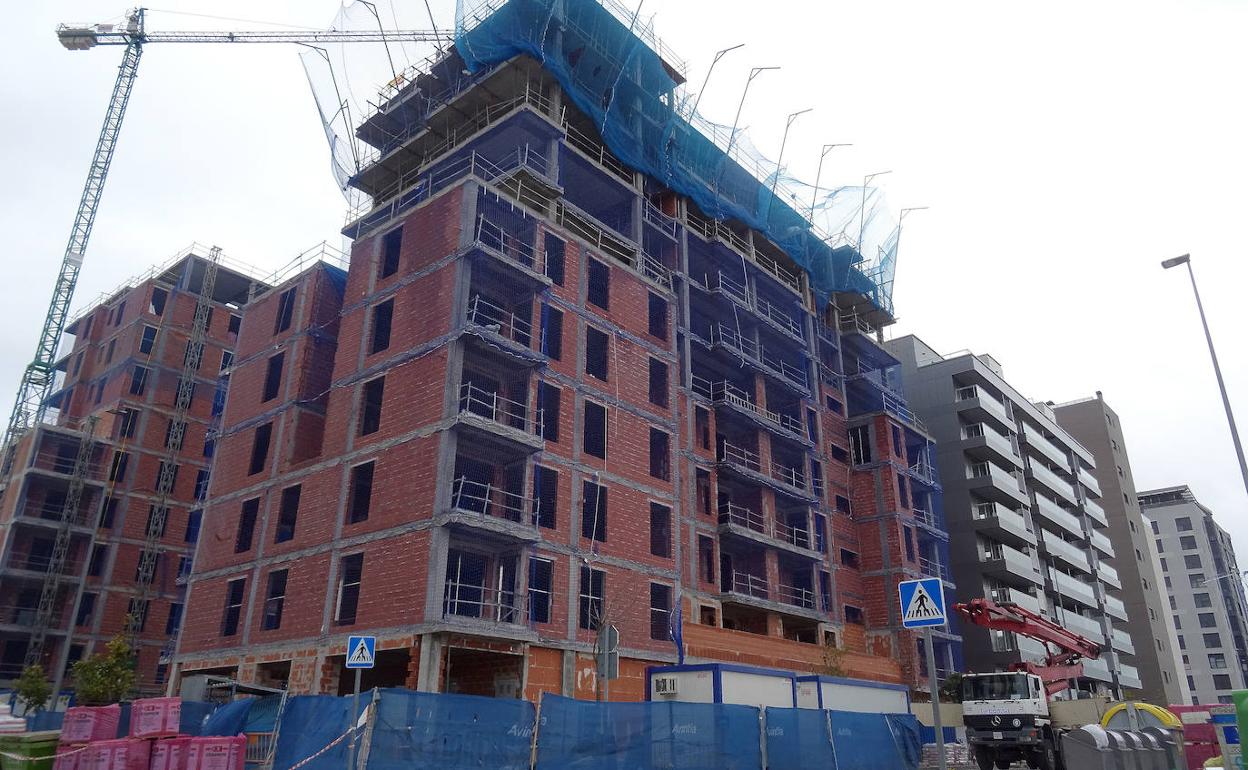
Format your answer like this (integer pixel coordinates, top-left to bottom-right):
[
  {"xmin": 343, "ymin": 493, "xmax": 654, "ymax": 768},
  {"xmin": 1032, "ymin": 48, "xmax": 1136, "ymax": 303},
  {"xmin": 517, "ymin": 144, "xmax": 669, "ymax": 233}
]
[
  {"xmin": 172, "ymin": 0, "xmax": 959, "ymax": 697},
  {"xmin": 0, "ymin": 247, "xmax": 268, "ymax": 693}
]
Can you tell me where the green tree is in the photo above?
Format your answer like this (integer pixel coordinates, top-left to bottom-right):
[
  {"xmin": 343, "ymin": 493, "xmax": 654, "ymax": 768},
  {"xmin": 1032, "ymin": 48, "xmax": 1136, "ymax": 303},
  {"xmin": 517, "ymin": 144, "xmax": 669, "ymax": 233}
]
[
  {"xmin": 939, "ymin": 671, "xmax": 964, "ymax": 704},
  {"xmin": 71, "ymin": 635, "xmax": 136, "ymax": 705},
  {"xmin": 15, "ymin": 663, "xmax": 53, "ymax": 715}
]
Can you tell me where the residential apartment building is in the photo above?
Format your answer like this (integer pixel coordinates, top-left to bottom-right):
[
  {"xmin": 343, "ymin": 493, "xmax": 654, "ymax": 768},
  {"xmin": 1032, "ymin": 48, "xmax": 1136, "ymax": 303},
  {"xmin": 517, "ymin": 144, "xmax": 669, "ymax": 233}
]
[
  {"xmin": 885, "ymin": 336, "xmax": 1139, "ymax": 696},
  {"xmin": 172, "ymin": 0, "xmax": 958, "ymax": 698},
  {"xmin": 1141, "ymin": 485, "xmax": 1248, "ymax": 705},
  {"xmin": 0, "ymin": 247, "xmax": 265, "ymax": 693},
  {"xmin": 1054, "ymin": 394, "xmax": 1187, "ymax": 704}
]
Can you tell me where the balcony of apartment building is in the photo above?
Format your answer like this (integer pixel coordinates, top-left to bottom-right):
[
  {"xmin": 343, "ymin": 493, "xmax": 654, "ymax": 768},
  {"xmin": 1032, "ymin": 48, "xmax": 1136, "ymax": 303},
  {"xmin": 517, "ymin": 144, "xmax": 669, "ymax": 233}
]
[
  {"xmin": 1111, "ymin": 626, "xmax": 1135, "ymax": 657},
  {"xmin": 1026, "ymin": 458, "xmax": 1079, "ymax": 507},
  {"xmin": 1116, "ymin": 661, "xmax": 1142, "ymax": 690},
  {"xmin": 436, "ymin": 452, "xmax": 540, "ymax": 544},
  {"xmin": 1039, "ymin": 530, "xmax": 1093, "ymax": 576},
  {"xmin": 952, "ymin": 382, "xmax": 1013, "ymax": 434},
  {"xmin": 6, "ymin": 472, "xmax": 105, "ymax": 536},
  {"xmin": 719, "ymin": 548, "xmax": 821, "ymax": 626},
  {"xmin": 979, "ymin": 537, "xmax": 1042, "ymax": 589},
  {"xmin": 910, "ymin": 493, "xmax": 949, "ymax": 542},
  {"xmin": 686, "ymin": 248, "xmax": 807, "ymax": 348},
  {"xmin": 1047, "ymin": 567, "xmax": 1099, "ymax": 610},
  {"xmin": 1081, "ymin": 495, "xmax": 1108, "ymax": 528},
  {"xmin": 460, "ymin": 261, "xmax": 546, "ymax": 368},
  {"xmin": 961, "ymin": 421, "xmax": 1022, "ymax": 471},
  {"xmin": 18, "ymin": 426, "xmax": 109, "ymax": 487},
  {"xmin": 1018, "ymin": 424, "xmax": 1069, "ymax": 472},
  {"xmin": 684, "ymin": 203, "xmax": 805, "ymax": 301},
  {"xmin": 1030, "ymin": 493, "xmax": 1084, "ymax": 540},
  {"xmin": 688, "ymin": 305, "xmax": 809, "ymax": 396},
  {"xmin": 967, "ymin": 459, "xmax": 1030, "ymax": 508},
  {"xmin": 987, "ymin": 580, "xmax": 1043, "ymax": 615},
  {"xmin": 1052, "ymin": 606, "xmax": 1106, "ymax": 644},
  {"xmin": 716, "ymin": 481, "xmax": 819, "ymax": 561},
  {"xmin": 971, "ymin": 500, "xmax": 1037, "ymax": 549},
  {"xmin": 690, "ymin": 374, "xmax": 811, "ymax": 450},
  {"xmin": 465, "ymin": 195, "xmax": 558, "ymax": 289},
  {"xmin": 440, "ymin": 545, "xmax": 534, "ymax": 639},
  {"xmin": 1076, "ymin": 462, "xmax": 1102, "ymax": 500},
  {"xmin": 452, "ymin": 369, "xmax": 545, "ymax": 459},
  {"xmin": 715, "ymin": 431, "xmax": 818, "ymax": 506},
  {"xmin": 1094, "ymin": 559, "xmax": 1122, "ymax": 590},
  {"xmin": 1089, "ymin": 529, "xmax": 1113, "ymax": 559},
  {"xmin": 0, "ymin": 587, "xmax": 74, "ymax": 638}
]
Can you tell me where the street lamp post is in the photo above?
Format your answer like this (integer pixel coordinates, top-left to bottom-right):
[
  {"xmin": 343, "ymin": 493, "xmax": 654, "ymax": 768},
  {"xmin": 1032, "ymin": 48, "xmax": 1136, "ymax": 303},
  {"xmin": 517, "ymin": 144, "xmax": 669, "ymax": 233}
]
[{"xmin": 1162, "ymin": 254, "xmax": 1248, "ymax": 499}]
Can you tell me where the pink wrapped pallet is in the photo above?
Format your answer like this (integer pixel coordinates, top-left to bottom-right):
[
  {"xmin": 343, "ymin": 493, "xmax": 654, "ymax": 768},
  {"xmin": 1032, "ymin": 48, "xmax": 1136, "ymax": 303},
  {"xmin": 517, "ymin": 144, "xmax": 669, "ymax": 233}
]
[
  {"xmin": 61, "ymin": 706, "xmax": 122, "ymax": 743},
  {"xmin": 78, "ymin": 741, "xmax": 114, "ymax": 770},
  {"xmin": 151, "ymin": 737, "xmax": 192, "ymax": 770},
  {"xmin": 130, "ymin": 698, "xmax": 182, "ymax": 739},
  {"xmin": 185, "ymin": 736, "xmax": 245, "ymax": 770},
  {"xmin": 80, "ymin": 738, "xmax": 151, "ymax": 770},
  {"xmin": 51, "ymin": 744, "xmax": 88, "ymax": 770}
]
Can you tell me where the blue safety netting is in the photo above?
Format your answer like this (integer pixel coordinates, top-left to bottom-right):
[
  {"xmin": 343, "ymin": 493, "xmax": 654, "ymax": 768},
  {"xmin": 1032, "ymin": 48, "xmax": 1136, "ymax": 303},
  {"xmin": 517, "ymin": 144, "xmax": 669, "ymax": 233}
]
[
  {"xmin": 764, "ymin": 707, "xmax": 836, "ymax": 770},
  {"xmin": 453, "ymin": 0, "xmax": 898, "ymax": 314},
  {"xmin": 535, "ymin": 694, "xmax": 763, "ymax": 770},
  {"xmin": 829, "ymin": 710, "xmax": 923, "ymax": 770},
  {"xmin": 368, "ymin": 689, "xmax": 535, "ymax": 770},
  {"xmin": 273, "ymin": 695, "xmax": 364, "ymax": 770},
  {"xmin": 201, "ymin": 698, "xmax": 252, "ymax": 736}
]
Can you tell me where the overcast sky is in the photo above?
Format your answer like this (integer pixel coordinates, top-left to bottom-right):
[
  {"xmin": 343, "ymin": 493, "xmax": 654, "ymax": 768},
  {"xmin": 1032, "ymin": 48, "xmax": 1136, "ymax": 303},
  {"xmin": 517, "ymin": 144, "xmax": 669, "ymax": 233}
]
[{"xmin": 2, "ymin": 1, "xmax": 1246, "ymax": 562}]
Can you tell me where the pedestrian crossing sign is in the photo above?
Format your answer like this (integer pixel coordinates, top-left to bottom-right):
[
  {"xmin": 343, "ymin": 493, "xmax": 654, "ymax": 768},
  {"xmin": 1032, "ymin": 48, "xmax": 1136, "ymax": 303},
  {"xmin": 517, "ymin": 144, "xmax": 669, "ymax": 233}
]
[
  {"xmin": 898, "ymin": 578, "xmax": 946, "ymax": 628},
  {"xmin": 346, "ymin": 635, "xmax": 376, "ymax": 669}
]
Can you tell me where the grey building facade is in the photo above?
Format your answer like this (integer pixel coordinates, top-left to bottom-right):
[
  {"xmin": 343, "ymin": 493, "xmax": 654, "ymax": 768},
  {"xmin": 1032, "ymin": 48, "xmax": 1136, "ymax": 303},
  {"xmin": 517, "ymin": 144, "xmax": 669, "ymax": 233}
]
[
  {"xmin": 1054, "ymin": 395, "xmax": 1187, "ymax": 704},
  {"xmin": 885, "ymin": 335, "xmax": 1140, "ymax": 695},
  {"xmin": 1141, "ymin": 485, "xmax": 1248, "ymax": 705}
]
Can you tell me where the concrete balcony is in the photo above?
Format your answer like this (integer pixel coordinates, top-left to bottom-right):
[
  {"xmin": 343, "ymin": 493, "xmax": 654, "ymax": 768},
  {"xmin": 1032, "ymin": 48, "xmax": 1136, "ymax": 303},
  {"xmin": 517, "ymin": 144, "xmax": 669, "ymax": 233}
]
[
  {"xmin": 1103, "ymin": 594, "xmax": 1127, "ymax": 620},
  {"xmin": 1117, "ymin": 663, "xmax": 1142, "ymax": 690},
  {"xmin": 436, "ymin": 477, "xmax": 541, "ymax": 543},
  {"xmin": 720, "ymin": 572, "xmax": 821, "ymax": 620},
  {"xmin": 1021, "ymin": 428, "xmax": 1069, "ymax": 470},
  {"xmin": 1030, "ymin": 494, "xmax": 1084, "ymax": 539},
  {"xmin": 972, "ymin": 501, "xmax": 1036, "ymax": 548},
  {"xmin": 693, "ymin": 377, "xmax": 809, "ymax": 447},
  {"xmin": 461, "ymin": 294, "xmax": 545, "ymax": 366},
  {"xmin": 989, "ymin": 586, "xmax": 1042, "ymax": 615},
  {"xmin": 1041, "ymin": 532, "xmax": 1092, "ymax": 574},
  {"xmin": 717, "ymin": 502, "xmax": 820, "ymax": 560},
  {"xmin": 441, "ymin": 581, "xmax": 532, "ymax": 634},
  {"xmin": 1027, "ymin": 461, "xmax": 1079, "ymax": 506},
  {"xmin": 708, "ymin": 324, "xmax": 808, "ymax": 394},
  {"xmin": 1112, "ymin": 627, "xmax": 1135, "ymax": 655},
  {"xmin": 1097, "ymin": 561, "xmax": 1122, "ymax": 590},
  {"xmin": 1060, "ymin": 611, "xmax": 1106, "ymax": 641},
  {"xmin": 968, "ymin": 461, "xmax": 1030, "ymax": 507},
  {"xmin": 1082, "ymin": 657, "xmax": 1112, "ymax": 683},
  {"xmin": 962, "ymin": 423, "xmax": 1022, "ymax": 469},
  {"xmin": 453, "ymin": 382, "xmax": 545, "ymax": 457},
  {"xmin": 1090, "ymin": 529, "xmax": 1114, "ymax": 556},
  {"xmin": 1082, "ymin": 496, "xmax": 1108, "ymax": 527},
  {"xmin": 1050, "ymin": 570, "xmax": 1098, "ymax": 608},
  {"xmin": 954, "ymin": 384, "xmax": 1012, "ymax": 432},
  {"xmin": 1078, "ymin": 466, "xmax": 1101, "ymax": 498},
  {"xmin": 981, "ymin": 541, "xmax": 1041, "ymax": 588}
]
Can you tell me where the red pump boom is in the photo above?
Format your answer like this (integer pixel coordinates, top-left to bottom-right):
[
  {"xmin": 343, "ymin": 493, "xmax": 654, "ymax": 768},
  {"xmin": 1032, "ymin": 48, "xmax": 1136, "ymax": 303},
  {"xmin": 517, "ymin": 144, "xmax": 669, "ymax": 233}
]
[{"xmin": 955, "ymin": 598, "xmax": 1103, "ymax": 696}]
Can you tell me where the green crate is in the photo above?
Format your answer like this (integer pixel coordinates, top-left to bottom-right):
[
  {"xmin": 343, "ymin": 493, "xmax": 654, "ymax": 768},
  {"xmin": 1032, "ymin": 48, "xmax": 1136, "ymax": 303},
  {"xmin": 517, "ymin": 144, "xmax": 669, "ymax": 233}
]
[{"xmin": 0, "ymin": 731, "xmax": 61, "ymax": 770}]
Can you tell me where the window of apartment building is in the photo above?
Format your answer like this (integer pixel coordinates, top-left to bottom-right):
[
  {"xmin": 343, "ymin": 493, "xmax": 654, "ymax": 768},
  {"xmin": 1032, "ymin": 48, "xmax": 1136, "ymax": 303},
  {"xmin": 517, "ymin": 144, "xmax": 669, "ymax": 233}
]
[
  {"xmin": 111, "ymin": 301, "xmax": 126, "ymax": 326},
  {"xmin": 1214, "ymin": 674, "xmax": 1234, "ymax": 691},
  {"xmin": 1177, "ymin": 516, "xmax": 1193, "ymax": 531},
  {"xmin": 696, "ymin": 468, "xmax": 711, "ymax": 516},
  {"xmin": 221, "ymin": 578, "xmax": 246, "ymax": 636},
  {"xmin": 806, "ymin": 408, "xmax": 819, "ymax": 445},
  {"xmin": 534, "ymin": 466, "xmax": 557, "ymax": 529},
  {"xmin": 1180, "ymin": 535, "xmax": 1198, "ymax": 550},
  {"xmin": 99, "ymin": 496, "xmax": 118, "ymax": 529},
  {"xmin": 133, "ymin": 552, "xmax": 158, "ymax": 583},
  {"xmin": 844, "ymin": 605, "xmax": 865, "ymax": 625},
  {"xmin": 72, "ymin": 352, "xmax": 83, "ymax": 377},
  {"xmin": 544, "ymin": 235, "xmax": 565, "ymax": 285},
  {"xmin": 1199, "ymin": 612, "xmax": 1218, "ymax": 629},
  {"xmin": 127, "ymin": 599, "xmax": 149, "ymax": 632},
  {"xmin": 1151, "ymin": 520, "xmax": 1160, "ymax": 535},
  {"xmin": 578, "ymin": 565, "xmax": 605, "ymax": 630},
  {"xmin": 275, "ymin": 485, "xmax": 302, "ymax": 543},
  {"xmin": 220, "ymin": 350, "xmax": 234, "ymax": 373},
  {"xmin": 87, "ymin": 544, "xmax": 107, "ymax": 577},
  {"xmin": 649, "ymin": 428, "xmax": 670, "ymax": 481},
  {"xmin": 1177, "ymin": 634, "xmax": 1186, "ymax": 650},
  {"xmin": 370, "ymin": 300, "xmax": 394, "ymax": 354},
  {"xmin": 1190, "ymin": 573, "xmax": 1205, "ymax": 588},
  {"xmin": 129, "ymin": 365, "xmax": 150, "ymax": 396},
  {"xmin": 835, "ymin": 495, "xmax": 851, "ymax": 515},
  {"xmin": 1210, "ymin": 653, "xmax": 1228, "ymax": 670},
  {"xmin": 203, "ymin": 437, "xmax": 215, "ymax": 459},
  {"xmin": 185, "ymin": 510, "xmax": 202, "ymax": 543},
  {"xmin": 183, "ymin": 338, "xmax": 204, "ymax": 371},
  {"xmin": 814, "ymin": 512, "xmax": 827, "ymax": 552},
  {"xmin": 1158, "ymin": 540, "xmax": 1165, "ymax": 553},
  {"xmin": 380, "ymin": 227, "xmax": 403, "ymax": 278},
  {"xmin": 830, "ymin": 443, "xmax": 850, "ymax": 464},
  {"xmin": 262, "ymin": 569, "xmax": 288, "ymax": 630},
  {"xmin": 177, "ymin": 556, "xmax": 192, "ymax": 581},
  {"xmin": 582, "ymin": 480, "xmax": 607, "ymax": 542},
  {"xmin": 891, "ymin": 425, "xmax": 903, "ymax": 457},
  {"xmin": 117, "ymin": 408, "xmax": 139, "ymax": 439},
  {"xmin": 583, "ymin": 401, "xmax": 606, "ymax": 459},
  {"xmin": 105, "ymin": 339, "xmax": 116, "ymax": 363},
  {"xmin": 1160, "ymin": 558, "xmax": 1168, "ymax": 571},
  {"xmin": 1165, "ymin": 576, "xmax": 1172, "ymax": 589},
  {"xmin": 528, "ymin": 558, "xmax": 553, "ymax": 623},
  {"xmin": 849, "ymin": 425, "xmax": 871, "ymax": 465},
  {"xmin": 648, "ymin": 358, "xmax": 668, "ymax": 408},
  {"xmin": 1187, "ymin": 676, "xmax": 1197, "ymax": 696},
  {"xmin": 1204, "ymin": 633, "xmax": 1222, "ymax": 647},
  {"xmin": 92, "ymin": 379, "xmax": 105, "ymax": 405},
  {"xmin": 248, "ymin": 423, "xmax": 272, "ymax": 475},
  {"xmin": 347, "ymin": 462, "xmax": 375, "ymax": 523},
  {"xmin": 841, "ymin": 549, "xmax": 861, "ymax": 569},
  {"xmin": 1173, "ymin": 616, "xmax": 1182, "ymax": 630},
  {"xmin": 194, "ymin": 469, "xmax": 210, "ymax": 502},
  {"xmin": 650, "ymin": 583, "xmax": 672, "ymax": 640},
  {"xmin": 139, "ymin": 325, "xmax": 158, "ymax": 355},
  {"xmin": 1170, "ymin": 595, "xmax": 1177, "ymax": 611},
  {"xmin": 904, "ymin": 527, "xmax": 916, "ymax": 562},
  {"xmin": 235, "ymin": 498, "xmax": 260, "ymax": 553},
  {"xmin": 359, "ymin": 377, "xmax": 385, "ymax": 435},
  {"xmin": 587, "ymin": 259, "xmax": 610, "ymax": 310},
  {"xmin": 698, "ymin": 536, "xmax": 715, "ymax": 583},
  {"xmin": 274, "ymin": 288, "xmax": 296, "ymax": 334},
  {"xmin": 165, "ymin": 603, "xmax": 183, "ymax": 636},
  {"xmin": 145, "ymin": 505, "xmax": 169, "ymax": 538},
  {"xmin": 108, "ymin": 451, "xmax": 129, "ymax": 483},
  {"xmin": 541, "ymin": 305, "xmax": 562, "ymax": 360},
  {"xmin": 826, "ymin": 394, "xmax": 843, "ymax": 415},
  {"xmin": 898, "ymin": 477, "xmax": 910, "ymax": 509},
  {"xmin": 648, "ymin": 293, "xmax": 667, "ymax": 340},
  {"xmin": 336, "ymin": 553, "xmax": 364, "ymax": 625},
  {"xmin": 1185, "ymin": 554, "xmax": 1203, "ymax": 570},
  {"xmin": 650, "ymin": 503, "xmax": 671, "ymax": 557},
  {"xmin": 228, "ymin": 313, "xmax": 241, "ymax": 335},
  {"xmin": 585, "ymin": 327, "xmax": 609, "ymax": 381},
  {"xmin": 1195, "ymin": 593, "xmax": 1213, "ymax": 608},
  {"xmin": 261, "ymin": 353, "xmax": 284, "ymax": 402},
  {"xmin": 76, "ymin": 593, "xmax": 96, "ymax": 627},
  {"xmin": 174, "ymin": 376, "xmax": 196, "ymax": 409},
  {"xmin": 149, "ymin": 287, "xmax": 168, "ymax": 316},
  {"xmin": 695, "ymin": 407, "xmax": 710, "ymax": 450},
  {"xmin": 539, "ymin": 383, "xmax": 560, "ymax": 441}
]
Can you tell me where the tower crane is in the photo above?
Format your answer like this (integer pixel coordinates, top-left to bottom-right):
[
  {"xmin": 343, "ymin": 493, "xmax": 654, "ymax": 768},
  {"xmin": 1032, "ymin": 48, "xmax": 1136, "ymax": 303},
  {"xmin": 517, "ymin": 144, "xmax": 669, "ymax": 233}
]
[
  {"xmin": 5, "ymin": 6, "xmax": 449, "ymax": 683},
  {"xmin": 1, "ymin": 8, "xmax": 450, "ymax": 469}
]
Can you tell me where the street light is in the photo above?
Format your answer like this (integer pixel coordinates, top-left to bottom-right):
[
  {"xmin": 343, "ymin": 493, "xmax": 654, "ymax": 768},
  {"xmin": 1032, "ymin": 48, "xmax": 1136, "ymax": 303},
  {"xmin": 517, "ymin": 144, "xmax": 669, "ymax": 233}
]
[
  {"xmin": 770, "ymin": 108, "xmax": 812, "ymax": 198},
  {"xmin": 1162, "ymin": 254, "xmax": 1248, "ymax": 500},
  {"xmin": 690, "ymin": 43, "xmax": 744, "ymax": 117},
  {"xmin": 857, "ymin": 170, "xmax": 892, "ymax": 256},
  {"xmin": 810, "ymin": 143, "xmax": 852, "ymax": 215}
]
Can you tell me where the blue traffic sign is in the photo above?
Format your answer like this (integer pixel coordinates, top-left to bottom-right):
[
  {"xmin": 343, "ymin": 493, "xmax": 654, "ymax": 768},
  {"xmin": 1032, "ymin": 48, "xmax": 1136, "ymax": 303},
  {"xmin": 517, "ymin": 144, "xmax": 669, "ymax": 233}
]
[
  {"xmin": 346, "ymin": 635, "xmax": 376, "ymax": 669},
  {"xmin": 898, "ymin": 578, "xmax": 946, "ymax": 628}
]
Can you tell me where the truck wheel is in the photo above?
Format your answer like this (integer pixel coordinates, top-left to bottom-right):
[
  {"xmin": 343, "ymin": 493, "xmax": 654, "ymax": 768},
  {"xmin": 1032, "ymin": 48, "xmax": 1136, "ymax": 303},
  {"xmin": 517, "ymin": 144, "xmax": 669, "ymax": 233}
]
[
  {"xmin": 994, "ymin": 760, "xmax": 1011, "ymax": 770},
  {"xmin": 972, "ymin": 746, "xmax": 995, "ymax": 770},
  {"xmin": 1036, "ymin": 741, "xmax": 1058, "ymax": 770}
]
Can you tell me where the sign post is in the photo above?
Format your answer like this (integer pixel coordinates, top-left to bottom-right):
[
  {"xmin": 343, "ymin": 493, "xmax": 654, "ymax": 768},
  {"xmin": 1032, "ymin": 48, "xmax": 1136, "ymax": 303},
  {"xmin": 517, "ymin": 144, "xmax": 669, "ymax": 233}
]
[
  {"xmin": 345, "ymin": 635, "xmax": 376, "ymax": 770},
  {"xmin": 899, "ymin": 578, "xmax": 948, "ymax": 770}
]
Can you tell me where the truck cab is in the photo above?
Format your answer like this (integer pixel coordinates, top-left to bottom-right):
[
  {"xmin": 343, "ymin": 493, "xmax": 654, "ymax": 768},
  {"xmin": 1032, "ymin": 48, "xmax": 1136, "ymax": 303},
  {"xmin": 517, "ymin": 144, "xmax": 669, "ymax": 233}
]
[{"xmin": 962, "ymin": 672, "xmax": 1059, "ymax": 770}]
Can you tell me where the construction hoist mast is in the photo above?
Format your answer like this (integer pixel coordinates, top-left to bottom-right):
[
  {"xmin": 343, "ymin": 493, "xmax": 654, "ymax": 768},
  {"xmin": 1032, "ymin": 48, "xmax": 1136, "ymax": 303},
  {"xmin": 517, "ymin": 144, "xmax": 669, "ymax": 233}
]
[{"xmin": 0, "ymin": 6, "xmax": 449, "ymax": 475}]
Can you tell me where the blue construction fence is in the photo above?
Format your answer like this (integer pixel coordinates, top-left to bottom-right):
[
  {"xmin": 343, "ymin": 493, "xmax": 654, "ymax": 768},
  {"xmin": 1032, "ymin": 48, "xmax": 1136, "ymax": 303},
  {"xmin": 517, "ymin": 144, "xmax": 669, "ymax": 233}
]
[{"xmin": 247, "ymin": 688, "xmax": 921, "ymax": 770}]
